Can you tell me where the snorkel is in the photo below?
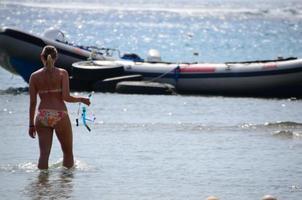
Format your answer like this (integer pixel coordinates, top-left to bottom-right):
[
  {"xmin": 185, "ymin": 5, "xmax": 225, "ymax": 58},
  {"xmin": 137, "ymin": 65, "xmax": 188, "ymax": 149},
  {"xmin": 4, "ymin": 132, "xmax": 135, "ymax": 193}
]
[{"xmin": 76, "ymin": 93, "xmax": 95, "ymax": 132}]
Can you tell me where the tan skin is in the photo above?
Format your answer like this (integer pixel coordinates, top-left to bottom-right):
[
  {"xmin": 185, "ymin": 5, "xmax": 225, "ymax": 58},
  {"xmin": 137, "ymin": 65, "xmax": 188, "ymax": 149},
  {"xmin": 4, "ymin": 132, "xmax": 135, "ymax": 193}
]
[{"xmin": 28, "ymin": 54, "xmax": 90, "ymax": 170}]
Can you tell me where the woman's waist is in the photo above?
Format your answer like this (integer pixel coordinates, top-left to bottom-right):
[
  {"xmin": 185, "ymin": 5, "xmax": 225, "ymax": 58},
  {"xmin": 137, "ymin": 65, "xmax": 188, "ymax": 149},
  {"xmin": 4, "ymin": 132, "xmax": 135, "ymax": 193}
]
[
  {"xmin": 38, "ymin": 102, "xmax": 67, "ymax": 112},
  {"xmin": 37, "ymin": 108, "xmax": 68, "ymax": 113}
]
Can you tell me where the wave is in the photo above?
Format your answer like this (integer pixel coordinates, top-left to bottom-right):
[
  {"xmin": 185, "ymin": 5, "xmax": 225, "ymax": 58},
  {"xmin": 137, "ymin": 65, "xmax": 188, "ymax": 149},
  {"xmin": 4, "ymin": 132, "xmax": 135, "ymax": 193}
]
[
  {"xmin": 264, "ymin": 121, "xmax": 302, "ymax": 128},
  {"xmin": 94, "ymin": 120, "xmax": 302, "ymax": 128},
  {"xmin": 239, "ymin": 121, "xmax": 302, "ymax": 139},
  {"xmin": 272, "ymin": 130, "xmax": 302, "ymax": 138},
  {"xmin": 2, "ymin": 1, "xmax": 302, "ymax": 19},
  {"xmin": 0, "ymin": 160, "xmax": 94, "ymax": 173},
  {"xmin": 91, "ymin": 121, "xmax": 302, "ymax": 137},
  {"xmin": 0, "ymin": 162, "xmax": 37, "ymax": 173},
  {"xmin": 239, "ymin": 121, "xmax": 302, "ymax": 129}
]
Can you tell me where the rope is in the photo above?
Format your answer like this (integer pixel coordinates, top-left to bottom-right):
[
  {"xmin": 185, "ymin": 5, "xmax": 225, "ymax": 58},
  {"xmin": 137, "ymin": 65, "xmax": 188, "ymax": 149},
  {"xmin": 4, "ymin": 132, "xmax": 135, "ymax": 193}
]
[{"xmin": 147, "ymin": 65, "xmax": 180, "ymax": 83}]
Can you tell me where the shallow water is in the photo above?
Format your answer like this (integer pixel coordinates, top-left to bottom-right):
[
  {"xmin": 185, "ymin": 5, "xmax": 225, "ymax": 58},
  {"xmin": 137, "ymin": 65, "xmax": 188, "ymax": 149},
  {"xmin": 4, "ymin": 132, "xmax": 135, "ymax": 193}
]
[
  {"xmin": 1, "ymin": 0, "xmax": 302, "ymax": 199},
  {"xmin": 1, "ymin": 92, "xmax": 302, "ymax": 199}
]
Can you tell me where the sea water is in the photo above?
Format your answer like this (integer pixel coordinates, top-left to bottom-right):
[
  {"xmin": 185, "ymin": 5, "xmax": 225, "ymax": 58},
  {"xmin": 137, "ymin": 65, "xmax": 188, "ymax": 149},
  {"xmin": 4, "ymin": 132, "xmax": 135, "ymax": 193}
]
[{"xmin": 0, "ymin": 0, "xmax": 302, "ymax": 199}]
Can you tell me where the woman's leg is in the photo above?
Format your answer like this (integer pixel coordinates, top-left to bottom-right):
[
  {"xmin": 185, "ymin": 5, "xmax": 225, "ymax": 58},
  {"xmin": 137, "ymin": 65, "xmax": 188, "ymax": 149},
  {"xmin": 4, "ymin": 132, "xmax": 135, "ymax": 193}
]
[
  {"xmin": 54, "ymin": 114, "xmax": 74, "ymax": 169},
  {"xmin": 35, "ymin": 122, "xmax": 54, "ymax": 170}
]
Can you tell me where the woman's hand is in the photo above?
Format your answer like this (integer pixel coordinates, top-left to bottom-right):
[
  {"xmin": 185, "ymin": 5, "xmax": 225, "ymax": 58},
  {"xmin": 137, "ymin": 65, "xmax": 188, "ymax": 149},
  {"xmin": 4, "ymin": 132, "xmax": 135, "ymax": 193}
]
[
  {"xmin": 81, "ymin": 97, "xmax": 91, "ymax": 106},
  {"xmin": 28, "ymin": 126, "xmax": 36, "ymax": 138}
]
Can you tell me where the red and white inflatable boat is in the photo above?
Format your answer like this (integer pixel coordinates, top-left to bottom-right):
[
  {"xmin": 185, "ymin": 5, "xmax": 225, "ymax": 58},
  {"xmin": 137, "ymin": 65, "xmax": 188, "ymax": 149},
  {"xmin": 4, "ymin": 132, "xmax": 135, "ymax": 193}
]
[{"xmin": 74, "ymin": 55, "xmax": 302, "ymax": 96}]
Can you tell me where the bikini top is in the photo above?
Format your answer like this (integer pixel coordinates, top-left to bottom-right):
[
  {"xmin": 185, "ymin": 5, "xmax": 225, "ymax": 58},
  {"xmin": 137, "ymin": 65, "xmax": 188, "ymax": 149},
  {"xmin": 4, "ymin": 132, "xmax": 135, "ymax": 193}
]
[{"xmin": 38, "ymin": 88, "xmax": 62, "ymax": 94}]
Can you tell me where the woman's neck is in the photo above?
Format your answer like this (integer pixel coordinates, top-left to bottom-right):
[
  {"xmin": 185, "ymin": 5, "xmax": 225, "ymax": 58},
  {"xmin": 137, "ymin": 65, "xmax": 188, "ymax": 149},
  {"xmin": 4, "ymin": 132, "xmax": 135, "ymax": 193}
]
[{"xmin": 43, "ymin": 65, "xmax": 55, "ymax": 72}]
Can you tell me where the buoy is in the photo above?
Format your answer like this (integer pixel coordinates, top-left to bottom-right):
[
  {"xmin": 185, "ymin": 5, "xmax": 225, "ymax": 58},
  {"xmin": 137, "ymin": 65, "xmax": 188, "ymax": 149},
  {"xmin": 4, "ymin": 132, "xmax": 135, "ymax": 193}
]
[
  {"xmin": 261, "ymin": 195, "xmax": 277, "ymax": 200},
  {"xmin": 116, "ymin": 81, "xmax": 176, "ymax": 95},
  {"xmin": 147, "ymin": 49, "xmax": 161, "ymax": 62},
  {"xmin": 193, "ymin": 52, "xmax": 199, "ymax": 56},
  {"xmin": 206, "ymin": 196, "xmax": 219, "ymax": 200}
]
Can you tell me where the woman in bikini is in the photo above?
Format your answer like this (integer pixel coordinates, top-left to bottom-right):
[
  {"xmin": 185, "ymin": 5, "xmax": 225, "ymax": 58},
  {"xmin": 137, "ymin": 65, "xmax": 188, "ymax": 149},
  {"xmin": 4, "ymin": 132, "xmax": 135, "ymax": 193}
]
[{"xmin": 28, "ymin": 45, "xmax": 90, "ymax": 170}]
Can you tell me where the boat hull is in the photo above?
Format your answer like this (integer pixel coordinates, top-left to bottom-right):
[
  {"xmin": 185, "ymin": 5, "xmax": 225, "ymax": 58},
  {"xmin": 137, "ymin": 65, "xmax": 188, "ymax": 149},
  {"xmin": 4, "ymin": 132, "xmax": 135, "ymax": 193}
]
[
  {"xmin": 174, "ymin": 72, "xmax": 302, "ymax": 96},
  {"xmin": 94, "ymin": 58, "xmax": 302, "ymax": 96},
  {"xmin": 0, "ymin": 27, "xmax": 109, "ymax": 83}
]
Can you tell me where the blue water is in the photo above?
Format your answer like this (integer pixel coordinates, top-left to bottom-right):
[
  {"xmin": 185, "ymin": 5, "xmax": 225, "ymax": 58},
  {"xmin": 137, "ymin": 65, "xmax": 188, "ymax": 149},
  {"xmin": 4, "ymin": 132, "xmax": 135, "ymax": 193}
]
[
  {"xmin": 1, "ymin": 1, "xmax": 302, "ymax": 199},
  {"xmin": 1, "ymin": 0, "xmax": 302, "ymax": 63}
]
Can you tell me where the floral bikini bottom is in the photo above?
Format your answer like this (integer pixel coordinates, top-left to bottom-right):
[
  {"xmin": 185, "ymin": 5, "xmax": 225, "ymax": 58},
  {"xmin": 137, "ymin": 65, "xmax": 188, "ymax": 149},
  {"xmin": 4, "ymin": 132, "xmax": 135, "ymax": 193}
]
[{"xmin": 36, "ymin": 109, "xmax": 68, "ymax": 128}]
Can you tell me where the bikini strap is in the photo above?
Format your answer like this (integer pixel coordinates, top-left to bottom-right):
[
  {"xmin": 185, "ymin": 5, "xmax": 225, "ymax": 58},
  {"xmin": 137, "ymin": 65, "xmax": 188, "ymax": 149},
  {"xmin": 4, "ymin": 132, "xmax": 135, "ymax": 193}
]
[{"xmin": 39, "ymin": 88, "xmax": 62, "ymax": 94}]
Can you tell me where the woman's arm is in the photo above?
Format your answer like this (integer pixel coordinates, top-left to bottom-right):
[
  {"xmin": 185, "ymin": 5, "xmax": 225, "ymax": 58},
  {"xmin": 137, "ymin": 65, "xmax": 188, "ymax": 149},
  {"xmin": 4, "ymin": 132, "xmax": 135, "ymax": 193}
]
[
  {"xmin": 28, "ymin": 74, "xmax": 37, "ymax": 138},
  {"xmin": 61, "ymin": 69, "xmax": 90, "ymax": 105}
]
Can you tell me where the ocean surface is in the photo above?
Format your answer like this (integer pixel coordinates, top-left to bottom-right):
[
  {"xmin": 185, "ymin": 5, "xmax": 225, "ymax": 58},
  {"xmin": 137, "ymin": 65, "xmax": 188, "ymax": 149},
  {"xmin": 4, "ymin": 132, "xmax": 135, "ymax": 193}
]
[{"xmin": 1, "ymin": 0, "xmax": 302, "ymax": 199}]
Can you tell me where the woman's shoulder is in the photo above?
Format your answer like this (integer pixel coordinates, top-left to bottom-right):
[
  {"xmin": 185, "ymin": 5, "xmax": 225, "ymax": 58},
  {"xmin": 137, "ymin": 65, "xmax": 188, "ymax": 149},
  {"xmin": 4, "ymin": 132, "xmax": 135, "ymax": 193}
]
[
  {"xmin": 57, "ymin": 68, "xmax": 69, "ymax": 79},
  {"xmin": 57, "ymin": 67, "xmax": 68, "ymax": 75},
  {"xmin": 30, "ymin": 68, "xmax": 43, "ymax": 79}
]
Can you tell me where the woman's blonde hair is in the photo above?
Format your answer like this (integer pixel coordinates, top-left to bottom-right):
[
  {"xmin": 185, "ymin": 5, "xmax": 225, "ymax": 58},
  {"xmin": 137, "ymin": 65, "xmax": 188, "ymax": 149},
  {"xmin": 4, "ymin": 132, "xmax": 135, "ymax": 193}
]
[{"xmin": 41, "ymin": 45, "xmax": 58, "ymax": 69}]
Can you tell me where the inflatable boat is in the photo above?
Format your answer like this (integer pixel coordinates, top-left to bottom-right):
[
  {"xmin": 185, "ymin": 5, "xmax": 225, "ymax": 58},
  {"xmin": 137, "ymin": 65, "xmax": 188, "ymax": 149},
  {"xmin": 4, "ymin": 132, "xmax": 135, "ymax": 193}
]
[
  {"xmin": 1, "ymin": 27, "xmax": 301, "ymax": 96},
  {"xmin": 0, "ymin": 27, "xmax": 115, "ymax": 82},
  {"xmin": 72, "ymin": 55, "xmax": 302, "ymax": 96}
]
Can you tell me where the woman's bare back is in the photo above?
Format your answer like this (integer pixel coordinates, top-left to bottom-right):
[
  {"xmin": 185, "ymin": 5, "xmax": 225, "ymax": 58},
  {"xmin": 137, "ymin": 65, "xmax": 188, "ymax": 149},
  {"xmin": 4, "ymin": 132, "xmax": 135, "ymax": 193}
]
[{"xmin": 31, "ymin": 67, "xmax": 67, "ymax": 111}]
